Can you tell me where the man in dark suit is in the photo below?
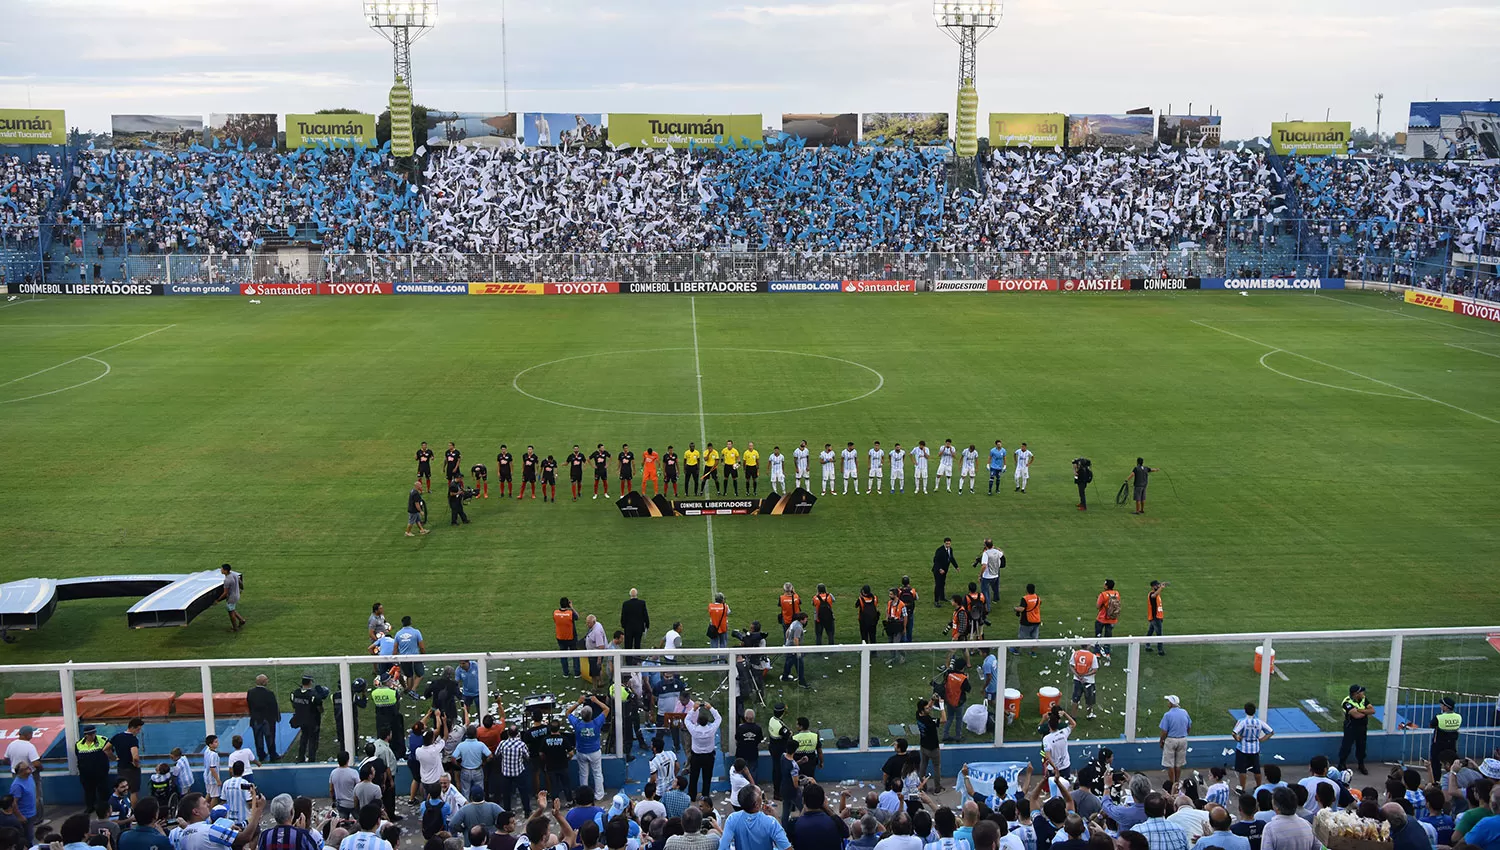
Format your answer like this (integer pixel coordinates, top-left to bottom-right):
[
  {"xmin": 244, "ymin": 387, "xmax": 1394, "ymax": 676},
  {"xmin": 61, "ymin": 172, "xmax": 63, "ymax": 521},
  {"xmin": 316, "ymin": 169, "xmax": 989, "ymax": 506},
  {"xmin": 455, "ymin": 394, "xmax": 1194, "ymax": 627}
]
[
  {"xmin": 932, "ymin": 537, "xmax": 959, "ymax": 606},
  {"xmin": 620, "ymin": 587, "xmax": 650, "ymax": 662},
  {"xmin": 246, "ymin": 674, "xmax": 281, "ymax": 762}
]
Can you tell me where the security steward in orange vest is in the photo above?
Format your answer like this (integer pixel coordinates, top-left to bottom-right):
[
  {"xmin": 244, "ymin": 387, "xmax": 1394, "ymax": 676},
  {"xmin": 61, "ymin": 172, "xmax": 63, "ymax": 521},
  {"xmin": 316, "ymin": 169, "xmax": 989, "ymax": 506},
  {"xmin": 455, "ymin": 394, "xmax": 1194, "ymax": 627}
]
[
  {"xmin": 778, "ymin": 584, "xmax": 801, "ymax": 636},
  {"xmin": 707, "ymin": 594, "xmax": 730, "ymax": 650},
  {"xmin": 940, "ymin": 656, "xmax": 971, "ymax": 742},
  {"xmin": 1012, "ymin": 584, "xmax": 1041, "ymax": 657},
  {"xmin": 812, "ymin": 585, "xmax": 836, "ymax": 645},
  {"xmin": 554, "ymin": 598, "xmax": 580, "ymax": 678}
]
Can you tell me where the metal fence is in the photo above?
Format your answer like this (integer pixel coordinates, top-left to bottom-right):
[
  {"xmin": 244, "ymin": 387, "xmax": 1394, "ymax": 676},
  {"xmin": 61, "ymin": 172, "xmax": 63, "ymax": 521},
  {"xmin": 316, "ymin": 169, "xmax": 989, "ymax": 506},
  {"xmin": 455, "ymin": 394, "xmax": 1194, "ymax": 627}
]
[{"xmin": 2, "ymin": 626, "xmax": 1495, "ymax": 775}]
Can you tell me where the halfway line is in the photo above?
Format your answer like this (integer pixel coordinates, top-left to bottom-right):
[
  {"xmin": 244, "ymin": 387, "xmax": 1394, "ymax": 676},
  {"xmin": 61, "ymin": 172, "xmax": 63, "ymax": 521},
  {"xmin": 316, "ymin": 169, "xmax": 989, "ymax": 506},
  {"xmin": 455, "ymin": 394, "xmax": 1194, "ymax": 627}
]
[
  {"xmin": 690, "ymin": 297, "xmax": 718, "ymax": 597},
  {"xmin": 1192, "ymin": 320, "xmax": 1500, "ymax": 426},
  {"xmin": 0, "ymin": 324, "xmax": 177, "ymax": 388}
]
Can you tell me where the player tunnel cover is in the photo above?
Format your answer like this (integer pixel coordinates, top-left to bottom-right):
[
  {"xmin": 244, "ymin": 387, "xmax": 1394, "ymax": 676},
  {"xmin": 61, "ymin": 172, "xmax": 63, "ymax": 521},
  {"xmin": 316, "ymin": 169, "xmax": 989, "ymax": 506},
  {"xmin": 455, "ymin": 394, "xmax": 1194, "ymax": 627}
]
[{"xmin": 615, "ymin": 488, "xmax": 817, "ymax": 517}]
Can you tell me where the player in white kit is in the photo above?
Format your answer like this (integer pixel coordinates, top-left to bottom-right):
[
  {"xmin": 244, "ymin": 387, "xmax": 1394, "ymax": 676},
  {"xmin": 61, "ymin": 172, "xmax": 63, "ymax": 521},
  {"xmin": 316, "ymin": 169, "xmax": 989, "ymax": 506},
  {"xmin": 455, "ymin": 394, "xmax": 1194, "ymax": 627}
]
[
  {"xmin": 888, "ymin": 442, "xmax": 906, "ymax": 494},
  {"xmin": 1013, "ymin": 442, "xmax": 1032, "ymax": 493},
  {"xmin": 937, "ymin": 439, "xmax": 957, "ymax": 492},
  {"xmin": 840, "ymin": 442, "xmax": 860, "ymax": 494},
  {"xmin": 793, "ymin": 440, "xmax": 811, "ymax": 490},
  {"xmin": 769, "ymin": 446, "xmax": 787, "ymax": 491},
  {"xmin": 866, "ymin": 442, "xmax": 885, "ymax": 494},
  {"xmin": 960, "ymin": 444, "xmax": 980, "ymax": 494},
  {"xmin": 819, "ymin": 443, "xmax": 836, "ymax": 494},
  {"xmin": 910, "ymin": 440, "xmax": 931, "ymax": 493}
]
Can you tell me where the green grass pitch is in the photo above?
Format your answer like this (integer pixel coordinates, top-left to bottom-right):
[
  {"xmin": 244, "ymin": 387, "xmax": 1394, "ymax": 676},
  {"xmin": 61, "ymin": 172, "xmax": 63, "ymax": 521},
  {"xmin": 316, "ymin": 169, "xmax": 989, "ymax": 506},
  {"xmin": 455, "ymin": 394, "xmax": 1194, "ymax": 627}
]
[{"xmin": 2, "ymin": 290, "xmax": 1498, "ymax": 746}]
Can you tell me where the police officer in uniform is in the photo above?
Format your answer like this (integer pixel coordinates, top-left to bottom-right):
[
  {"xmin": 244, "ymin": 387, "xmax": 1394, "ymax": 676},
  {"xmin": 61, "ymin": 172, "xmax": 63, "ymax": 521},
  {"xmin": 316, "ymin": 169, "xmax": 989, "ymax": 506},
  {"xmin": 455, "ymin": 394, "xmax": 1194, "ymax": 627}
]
[
  {"xmin": 1337, "ymin": 683, "xmax": 1374, "ymax": 774},
  {"xmin": 1429, "ymin": 696, "xmax": 1462, "ymax": 782},
  {"xmin": 76, "ymin": 724, "xmax": 112, "ymax": 816},
  {"xmin": 290, "ymin": 674, "xmax": 331, "ymax": 763},
  {"xmin": 372, "ymin": 677, "xmax": 402, "ymax": 756},
  {"xmin": 766, "ymin": 702, "xmax": 790, "ymax": 801}
]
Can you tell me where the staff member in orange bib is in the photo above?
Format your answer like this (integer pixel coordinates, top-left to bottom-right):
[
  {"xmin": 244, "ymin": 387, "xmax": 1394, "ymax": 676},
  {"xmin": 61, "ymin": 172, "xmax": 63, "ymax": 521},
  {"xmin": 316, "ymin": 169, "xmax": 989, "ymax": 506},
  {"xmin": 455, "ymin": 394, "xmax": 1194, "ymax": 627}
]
[
  {"xmin": 1012, "ymin": 584, "xmax": 1041, "ymax": 657},
  {"xmin": 554, "ymin": 598, "xmax": 580, "ymax": 678},
  {"xmin": 1070, "ymin": 645, "xmax": 1100, "ymax": 719},
  {"xmin": 940, "ymin": 657, "xmax": 971, "ymax": 742},
  {"xmin": 1094, "ymin": 579, "xmax": 1121, "ymax": 664},
  {"xmin": 707, "ymin": 593, "xmax": 731, "ymax": 651},
  {"xmin": 1147, "ymin": 580, "xmax": 1168, "ymax": 656},
  {"xmin": 778, "ymin": 583, "xmax": 801, "ymax": 636}
]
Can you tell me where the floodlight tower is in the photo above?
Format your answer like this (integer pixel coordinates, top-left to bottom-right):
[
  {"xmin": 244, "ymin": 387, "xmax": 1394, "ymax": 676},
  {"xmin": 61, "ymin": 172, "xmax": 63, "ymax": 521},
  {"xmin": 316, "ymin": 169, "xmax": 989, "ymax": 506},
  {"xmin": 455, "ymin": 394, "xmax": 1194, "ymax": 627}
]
[
  {"xmin": 364, "ymin": 0, "xmax": 438, "ymax": 88},
  {"xmin": 934, "ymin": 1, "xmax": 1001, "ymax": 192},
  {"xmin": 934, "ymin": 1, "xmax": 1002, "ymax": 92}
]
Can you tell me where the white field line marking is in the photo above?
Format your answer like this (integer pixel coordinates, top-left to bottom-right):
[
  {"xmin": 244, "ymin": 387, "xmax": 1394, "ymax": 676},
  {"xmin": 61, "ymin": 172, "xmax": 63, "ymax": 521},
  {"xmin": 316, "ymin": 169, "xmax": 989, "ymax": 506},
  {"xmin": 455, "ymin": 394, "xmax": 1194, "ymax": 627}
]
[
  {"xmin": 0, "ymin": 323, "xmax": 170, "ymax": 328},
  {"xmin": 691, "ymin": 297, "xmax": 717, "ymax": 598},
  {"xmin": 1276, "ymin": 659, "xmax": 1312, "ymax": 664},
  {"xmin": 1274, "ymin": 667, "xmax": 1290, "ymax": 682},
  {"xmin": 1447, "ymin": 343, "xmax": 1500, "ymax": 359},
  {"xmin": 1438, "ymin": 656, "xmax": 1488, "ymax": 662},
  {"xmin": 510, "ymin": 347, "xmax": 883, "ymax": 416},
  {"xmin": 0, "ymin": 324, "xmax": 176, "ymax": 388},
  {"xmin": 1349, "ymin": 657, "xmax": 1390, "ymax": 663},
  {"xmin": 1313, "ymin": 293, "xmax": 1500, "ymax": 340},
  {"xmin": 0, "ymin": 356, "xmax": 110, "ymax": 405},
  {"xmin": 0, "ymin": 297, "xmax": 45, "ymax": 310},
  {"xmin": 1194, "ymin": 320, "xmax": 1500, "ymax": 425},
  {"xmin": 1259, "ymin": 349, "xmax": 1420, "ymax": 399}
]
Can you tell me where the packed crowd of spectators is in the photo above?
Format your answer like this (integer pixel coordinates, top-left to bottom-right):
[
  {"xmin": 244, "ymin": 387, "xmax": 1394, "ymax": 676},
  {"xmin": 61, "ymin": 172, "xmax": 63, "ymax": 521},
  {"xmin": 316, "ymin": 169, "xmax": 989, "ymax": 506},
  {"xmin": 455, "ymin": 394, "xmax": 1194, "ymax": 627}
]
[
  {"xmin": 0, "ymin": 154, "xmax": 63, "ymax": 243},
  {"xmin": 60, "ymin": 146, "xmax": 423, "ymax": 256}
]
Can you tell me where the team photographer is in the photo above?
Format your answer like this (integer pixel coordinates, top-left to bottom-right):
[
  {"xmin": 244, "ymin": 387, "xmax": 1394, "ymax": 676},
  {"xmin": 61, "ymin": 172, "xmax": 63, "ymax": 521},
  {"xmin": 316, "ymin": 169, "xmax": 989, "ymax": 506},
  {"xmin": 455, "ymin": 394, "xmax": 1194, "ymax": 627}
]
[{"xmin": 447, "ymin": 474, "xmax": 478, "ymax": 526}]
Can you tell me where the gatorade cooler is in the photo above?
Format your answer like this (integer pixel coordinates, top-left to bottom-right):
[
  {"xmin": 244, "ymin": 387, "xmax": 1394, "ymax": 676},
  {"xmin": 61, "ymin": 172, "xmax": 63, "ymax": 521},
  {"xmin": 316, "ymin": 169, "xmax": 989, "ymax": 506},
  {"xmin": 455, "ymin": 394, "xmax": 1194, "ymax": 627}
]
[
  {"xmin": 1038, "ymin": 686, "xmax": 1061, "ymax": 716},
  {"xmin": 1254, "ymin": 646, "xmax": 1277, "ymax": 674},
  {"xmin": 1003, "ymin": 688, "xmax": 1022, "ymax": 723}
]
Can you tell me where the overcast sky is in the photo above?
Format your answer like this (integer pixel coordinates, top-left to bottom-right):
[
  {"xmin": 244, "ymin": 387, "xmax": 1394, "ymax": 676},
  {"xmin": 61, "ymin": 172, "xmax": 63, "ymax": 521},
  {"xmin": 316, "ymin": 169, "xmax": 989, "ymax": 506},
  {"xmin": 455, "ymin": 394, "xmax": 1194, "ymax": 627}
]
[{"xmin": 3, "ymin": 0, "xmax": 1496, "ymax": 139}]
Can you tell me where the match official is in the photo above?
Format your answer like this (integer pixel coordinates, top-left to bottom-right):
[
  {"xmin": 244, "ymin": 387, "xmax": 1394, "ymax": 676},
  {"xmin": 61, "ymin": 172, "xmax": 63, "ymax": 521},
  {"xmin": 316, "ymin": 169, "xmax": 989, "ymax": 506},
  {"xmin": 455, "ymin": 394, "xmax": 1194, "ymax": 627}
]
[
  {"xmin": 1126, "ymin": 458, "xmax": 1159, "ymax": 515},
  {"xmin": 932, "ymin": 537, "xmax": 958, "ymax": 605},
  {"xmin": 683, "ymin": 443, "xmax": 700, "ymax": 496}
]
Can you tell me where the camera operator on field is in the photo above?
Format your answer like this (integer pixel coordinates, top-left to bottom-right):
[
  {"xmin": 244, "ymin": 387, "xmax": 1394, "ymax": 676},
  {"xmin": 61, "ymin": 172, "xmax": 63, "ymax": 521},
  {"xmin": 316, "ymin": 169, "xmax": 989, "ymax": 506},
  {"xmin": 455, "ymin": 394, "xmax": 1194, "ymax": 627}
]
[
  {"xmin": 1072, "ymin": 458, "xmax": 1093, "ymax": 511},
  {"xmin": 447, "ymin": 474, "xmax": 474, "ymax": 526}
]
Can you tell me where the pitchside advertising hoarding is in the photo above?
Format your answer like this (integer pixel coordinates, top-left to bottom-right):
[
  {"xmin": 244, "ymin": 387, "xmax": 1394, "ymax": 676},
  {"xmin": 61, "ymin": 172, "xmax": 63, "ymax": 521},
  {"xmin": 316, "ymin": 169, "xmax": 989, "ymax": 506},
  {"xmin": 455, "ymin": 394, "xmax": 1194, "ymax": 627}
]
[
  {"xmin": 987, "ymin": 114, "xmax": 1065, "ymax": 149},
  {"xmin": 1405, "ymin": 290, "xmax": 1456, "ymax": 312},
  {"xmin": 1199, "ymin": 278, "xmax": 1345, "ymax": 290},
  {"xmin": 164, "ymin": 283, "xmax": 237, "ymax": 295},
  {"xmin": 16, "ymin": 282, "xmax": 161, "ymax": 296},
  {"xmin": 284, "ymin": 114, "xmax": 377, "ymax": 149},
  {"xmin": 607, "ymin": 114, "xmax": 763, "ymax": 149},
  {"xmin": 1405, "ymin": 101, "xmax": 1500, "ymax": 160},
  {"xmin": 620, "ymin": 281, "xmax": 766, "ymax": 294},
  {"xmin": 933, "ymin": 279, "xmax": 1061, "ymax": 292},
  {"xmin": 397, "ymin": 283, "xmax": 468, "ymax": 295},
  {"xmin": 238, "ymin": 283, "xmax": 391, "ymax": 296},
  {"xmin": 1411, "ymin": 290, "xmax": 1500, "ymax": 324},
  {"xmin": 0, "ymin": 108, "xmax": 66, "ymax": 145},
  {"xmin": 841, "ymin": 280, "xmax": 916, "ymax": 293},
  {"xmin": 768, "ymin": 281, "xmax": 841, "ymax": 292},
  {"xmin": 1269, "ymin": 121, "xmax": 1351, "ymax": 156},
  {"xmin": 466, "ymin": 282, "xmax": 621, "ymax": 295}
]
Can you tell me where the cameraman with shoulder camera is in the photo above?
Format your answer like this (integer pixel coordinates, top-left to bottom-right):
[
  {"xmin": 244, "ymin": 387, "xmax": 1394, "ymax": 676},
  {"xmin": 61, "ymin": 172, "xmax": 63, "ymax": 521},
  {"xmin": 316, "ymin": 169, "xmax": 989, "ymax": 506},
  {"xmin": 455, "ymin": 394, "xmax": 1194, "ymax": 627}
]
[
  {"xmin": 447, "ymin": 474, "xmax": 471, "ymax": 526},
  {"xmin": 1072, "ymin": 458, "xmax": 1092, "ymax": 511}
]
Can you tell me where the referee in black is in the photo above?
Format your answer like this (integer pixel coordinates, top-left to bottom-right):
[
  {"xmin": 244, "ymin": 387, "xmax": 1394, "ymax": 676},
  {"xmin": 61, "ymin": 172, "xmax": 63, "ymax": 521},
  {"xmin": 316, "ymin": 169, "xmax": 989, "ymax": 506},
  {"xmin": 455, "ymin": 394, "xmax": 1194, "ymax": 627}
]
[{"xmin": 1126, "ymin": 458, "xmax": 1159, "ymax": 515}]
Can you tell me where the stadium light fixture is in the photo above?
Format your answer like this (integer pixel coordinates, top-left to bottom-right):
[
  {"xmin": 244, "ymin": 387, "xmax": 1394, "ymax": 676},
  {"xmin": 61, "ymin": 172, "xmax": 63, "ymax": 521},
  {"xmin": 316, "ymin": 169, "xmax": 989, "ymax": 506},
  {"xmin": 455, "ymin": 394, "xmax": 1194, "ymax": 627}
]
[
  {"xmin": 364, "ymin": 0, "xmax": 438, "ymax": 88},
  {"xmin": 933, "ymin": 0, "xmax": 1002, "ymax": 86}
]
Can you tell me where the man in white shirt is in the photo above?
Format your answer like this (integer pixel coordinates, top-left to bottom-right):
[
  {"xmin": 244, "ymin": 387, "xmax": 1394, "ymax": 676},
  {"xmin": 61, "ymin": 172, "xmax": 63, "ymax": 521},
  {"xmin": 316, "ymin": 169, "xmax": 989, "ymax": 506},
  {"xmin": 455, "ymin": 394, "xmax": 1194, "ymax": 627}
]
[
  {"xmin": 867, "ymin": 442, "xmax": 885, "ymax": 494},
  {"xmin": 818, "ymin": 444, "xmax": 836, "ymax": 495},
  {"xmin": 793, "ymin": 441, "xmax": 811, "ymax": 491},
  {"xmin": 960, "ymin": 445, "xmax": 981, "ymax": 494},
  {"xmin": 664, "ymin": 622, "xmax": 683, "ymax": 663},
  {"xmin": 634, "ymin": 782, "xmax": 667, "ymax": 822},
  {"xmin": 1042, "ymin": 710, "xmax": 1077, "ymax": 777},
  {"xmin": 682, "ymin": 701, "xmax": 722, "ymax": 800},
  {"xmin": 888, "ymin": 443, "xmax": 906, "ymax": 494},
  {"xmin": 841, "ymin": 442, "xmax": 861, "ymax": 495},
  {"xmin": 768, "ymin": 448, "xmax": 786, "ymax": 492},
  {"xmin": 911, "ymin": 441, "xmax": 930, "ymax": 494},
  {"xmin": 1013, "ymin": 443, "xmax": 1033, "ymax": 494},
  {"xmin": 936, "ymin": 440, "xmax": 956, "ymax": 492},
  {"xmin": 979, "ymin": 539, "xmax": 1003, "ymax": 615}
]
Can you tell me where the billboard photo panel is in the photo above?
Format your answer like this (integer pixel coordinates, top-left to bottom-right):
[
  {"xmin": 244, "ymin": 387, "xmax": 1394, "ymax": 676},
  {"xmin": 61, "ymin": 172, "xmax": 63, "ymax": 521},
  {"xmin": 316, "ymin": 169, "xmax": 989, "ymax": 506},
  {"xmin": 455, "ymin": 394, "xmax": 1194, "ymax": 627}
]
[
  {"xmin": 428, "ymin": 113, "xmax": 518, "ymax": 148},
  {"xmin": 524, "ymin": 113, "xmax": 604, "ymax": 148},
  {"xmin": 1405, "ymin": 101, "xmax": 1500, "ymax": 160},
  {"xmin": 208, "ymin": 113, "xmax": 277, "ymax": 148},
  {"xmin": 112, "ymin": 114, "xmax": 203, "ymax": 149},
  {"xmin": 861, "ymin": 112, "xmax": 949, "ymax": 145},
  {"xmin": 780, "ymin": 113, "xmax": 858, "ymax": 146},
  {"xmin": 1158, "ymin": 115, "xmax": 1221, "ymax": 148},
  {"xmin": 1065, "ymin": 114, "xmax": 1155, "ymax": 149}
]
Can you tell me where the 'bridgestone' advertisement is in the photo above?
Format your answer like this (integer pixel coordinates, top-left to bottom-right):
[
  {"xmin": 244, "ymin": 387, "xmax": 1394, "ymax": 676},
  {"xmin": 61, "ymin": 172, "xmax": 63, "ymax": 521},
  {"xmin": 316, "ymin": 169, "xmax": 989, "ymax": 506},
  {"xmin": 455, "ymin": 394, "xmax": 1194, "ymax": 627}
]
[
  {"xmin": 621, "ymin": 281, "xmax": 766, "ymax": 294},
  {"xmin": 18, "ymin": 282, "xmax": 162, "ymax": 296}
]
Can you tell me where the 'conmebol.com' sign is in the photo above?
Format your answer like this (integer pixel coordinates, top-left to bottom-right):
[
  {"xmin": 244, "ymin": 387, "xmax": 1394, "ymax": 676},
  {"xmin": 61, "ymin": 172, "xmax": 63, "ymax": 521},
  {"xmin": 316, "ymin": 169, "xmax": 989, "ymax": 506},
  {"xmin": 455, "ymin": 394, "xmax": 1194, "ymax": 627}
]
[
  {"xmin": 1200, "ymin": 278, "xmax": 1345, "ymax": 290},
  {"xmin": 396, "ymin": 283, "xmax": 467, "ymax": 295},
  {"xmin": 768, "ymin": 281, "xmax": 841, "ymax": 293}
]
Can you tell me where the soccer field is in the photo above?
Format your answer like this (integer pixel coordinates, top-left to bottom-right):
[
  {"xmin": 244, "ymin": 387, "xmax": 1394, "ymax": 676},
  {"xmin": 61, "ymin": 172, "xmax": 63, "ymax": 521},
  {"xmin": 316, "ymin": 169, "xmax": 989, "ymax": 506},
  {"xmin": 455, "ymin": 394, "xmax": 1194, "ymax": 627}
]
[{"xmin": 2, "ymin": 289, "xmax": 1498, "ymax": 745}]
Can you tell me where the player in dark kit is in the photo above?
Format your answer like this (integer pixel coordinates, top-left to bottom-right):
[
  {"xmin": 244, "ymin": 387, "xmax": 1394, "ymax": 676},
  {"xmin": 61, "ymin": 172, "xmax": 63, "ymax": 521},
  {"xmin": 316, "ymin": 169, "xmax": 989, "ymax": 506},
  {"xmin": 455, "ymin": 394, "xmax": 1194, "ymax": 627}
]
[
  {"xmin": 663, "ymin": 446, "xmax": 679, "ymax": 497},
  {"xmin": 591, "ymin": 443, "xmax": 611, "ymax": 500},
  {"xmin": 496, "ymin": 445, "xmax": 514, "ymax": 497},
  {"xmin": 618, "ymin": 444, "xmax": 635, "ymax": 496},
  {"xmin": 568, "ymin": 445, "xmax": 586, "ymax": 501},
  {"xmin": 519, "ymin": 446, "xmax": 539, "ymax": 499},
  {"xmin": 416, "ymin": 442, "xmax": 435, "ymax": 493},
  {"xmin": 541, "ymin": 455, "xmax": 559, "ymax": 502},
  {"xmin": 470, "ymin": 462, "xmax": 489, "ymax": 498},
  {"xmin": 444, "ymin": 443, "xmax": 461, "ymax": 481}
]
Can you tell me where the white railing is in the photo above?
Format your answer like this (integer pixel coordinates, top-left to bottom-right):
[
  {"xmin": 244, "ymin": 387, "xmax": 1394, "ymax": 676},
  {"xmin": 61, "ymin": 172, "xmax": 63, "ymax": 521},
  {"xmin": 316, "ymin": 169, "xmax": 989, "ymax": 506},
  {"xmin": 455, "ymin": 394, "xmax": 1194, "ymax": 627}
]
[{"xmin": 4, "ymin": 625, "xmax": 1497, "ymax": 774}]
